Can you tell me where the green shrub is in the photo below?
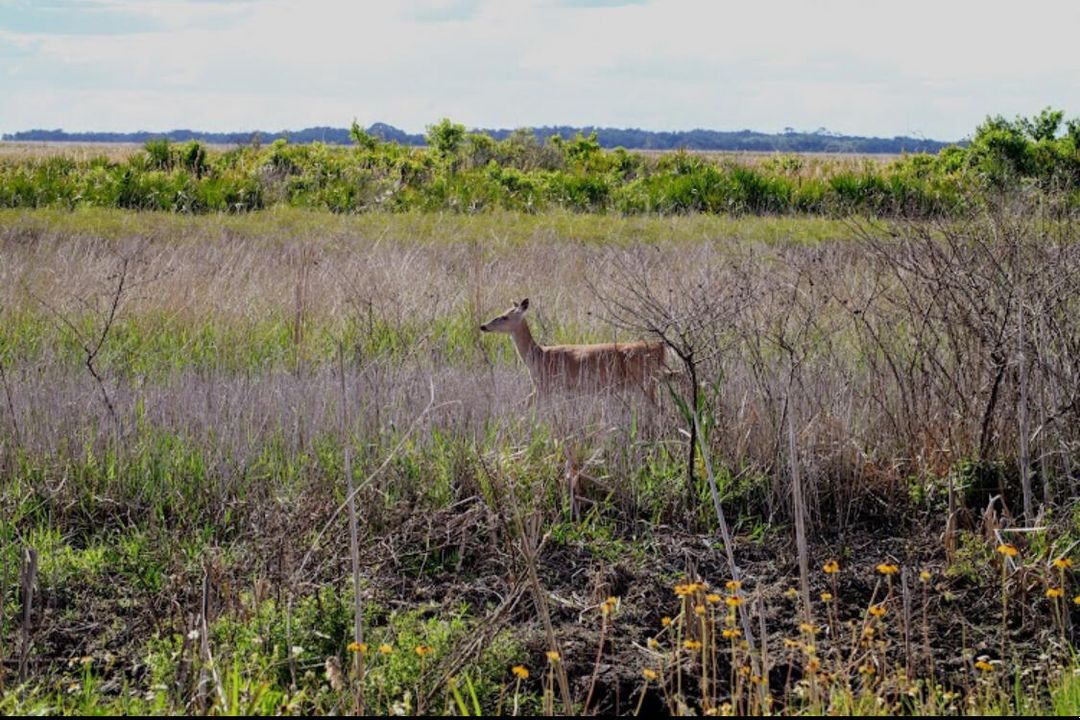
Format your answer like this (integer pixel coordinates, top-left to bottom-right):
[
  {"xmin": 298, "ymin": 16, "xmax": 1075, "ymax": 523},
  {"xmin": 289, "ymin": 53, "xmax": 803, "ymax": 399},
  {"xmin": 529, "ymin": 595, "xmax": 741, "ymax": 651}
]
[{"xmin": 3, "ymin": 109, "xmax": 1079, "ymax": 216}]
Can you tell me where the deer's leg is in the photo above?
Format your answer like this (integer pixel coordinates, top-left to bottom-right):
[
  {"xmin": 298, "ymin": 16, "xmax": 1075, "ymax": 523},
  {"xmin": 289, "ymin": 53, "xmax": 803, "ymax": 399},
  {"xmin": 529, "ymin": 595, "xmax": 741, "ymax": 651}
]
[{"xmin": 644, "ymin": 379, "xmax": 658, "ymax": 407}]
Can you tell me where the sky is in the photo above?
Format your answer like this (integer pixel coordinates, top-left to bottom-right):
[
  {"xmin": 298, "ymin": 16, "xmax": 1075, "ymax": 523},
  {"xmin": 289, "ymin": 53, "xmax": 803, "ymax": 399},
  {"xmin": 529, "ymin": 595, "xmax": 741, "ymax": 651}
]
[{"xmin": 1, "ymin": 0, "xmax": 1079, "ymax": 141}]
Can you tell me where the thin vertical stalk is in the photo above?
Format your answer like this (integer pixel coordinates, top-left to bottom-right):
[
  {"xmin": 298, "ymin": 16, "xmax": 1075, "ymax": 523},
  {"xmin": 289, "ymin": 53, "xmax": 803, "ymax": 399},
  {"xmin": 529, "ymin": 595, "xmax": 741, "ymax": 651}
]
[
  {"xmin": 786, "ymin": 393, "xmax": 811, "ymax": 625},
  {"xmin": 339, "ymin": 345, "xmax": 365, "ymax": 713},
  {"xmin": 693, "ymin": 411, "xmax": 758, "ymax": 662},
  {"xmin": 17, "ymin": 547, "xmax": 36, "ymax": 682},
  {"xmin": 1017, "ymin": 279, "xmax": 1033, "ymax": 520}
]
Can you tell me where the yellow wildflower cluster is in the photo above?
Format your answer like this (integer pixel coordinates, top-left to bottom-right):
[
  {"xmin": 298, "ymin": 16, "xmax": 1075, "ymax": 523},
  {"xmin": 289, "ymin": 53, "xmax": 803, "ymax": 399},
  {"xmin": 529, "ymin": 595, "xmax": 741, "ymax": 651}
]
[
  {"xmin": 996, "ymin": 544, "xmax": 1019, "ymax": 558},
  {"xmin": 674, "ymin": 581, "xmax": 708, "ymax": 597}
]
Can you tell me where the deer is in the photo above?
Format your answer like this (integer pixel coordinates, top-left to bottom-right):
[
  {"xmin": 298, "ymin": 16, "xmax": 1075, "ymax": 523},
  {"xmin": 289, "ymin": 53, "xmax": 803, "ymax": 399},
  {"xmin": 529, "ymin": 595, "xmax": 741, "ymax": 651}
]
[{"xmin": 479, "ymin": 298, "xmax": 669, "ymax": 403}]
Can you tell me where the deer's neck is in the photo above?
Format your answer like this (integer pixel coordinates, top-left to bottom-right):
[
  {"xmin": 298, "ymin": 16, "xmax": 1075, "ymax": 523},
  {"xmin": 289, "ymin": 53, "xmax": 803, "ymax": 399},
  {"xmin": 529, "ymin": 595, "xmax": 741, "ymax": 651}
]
[{"xmin": 510, "ymin": 320, "xmax": 544, "ymax": 378}]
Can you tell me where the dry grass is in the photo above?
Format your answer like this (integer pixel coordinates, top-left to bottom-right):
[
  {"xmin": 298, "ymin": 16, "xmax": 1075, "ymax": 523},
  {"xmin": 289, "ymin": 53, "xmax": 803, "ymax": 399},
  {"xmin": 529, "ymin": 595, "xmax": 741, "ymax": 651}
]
[
  {"xmin": 2, "ymin": 205, "xmax": 1077, "ymax": 520},
  {"xmin": 0, "ymin": 141, "xmax": 234, "ymax": 162},
  {"xmin": 1, "ymin": 205, "xmax": 1078, "ymax": 715}
]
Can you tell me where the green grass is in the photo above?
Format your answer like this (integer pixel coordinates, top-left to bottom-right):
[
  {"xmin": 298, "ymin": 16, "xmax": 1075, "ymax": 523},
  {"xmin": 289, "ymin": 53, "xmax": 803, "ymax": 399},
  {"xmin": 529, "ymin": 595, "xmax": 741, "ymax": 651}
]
[{"xmin": 0, "ymin": 205, "xmax": 854, "ymax": 246}]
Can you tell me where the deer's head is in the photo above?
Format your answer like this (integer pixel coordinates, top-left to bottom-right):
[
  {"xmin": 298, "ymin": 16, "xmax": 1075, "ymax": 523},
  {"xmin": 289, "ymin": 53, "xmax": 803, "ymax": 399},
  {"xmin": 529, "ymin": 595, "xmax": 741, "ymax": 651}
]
[{"xmin": 480, "ymin": 298, "xmax": 529, "ymax": 333}]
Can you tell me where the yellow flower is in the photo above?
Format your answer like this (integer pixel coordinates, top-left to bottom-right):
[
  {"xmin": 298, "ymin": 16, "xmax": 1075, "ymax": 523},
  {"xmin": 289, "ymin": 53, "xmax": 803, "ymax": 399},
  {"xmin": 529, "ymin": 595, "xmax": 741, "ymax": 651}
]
[
  {"xmin": 783, "ymin": 587, "xmax": 799, "ymax": 599},
  {"xmin": 414, "ymin": 645, "xmax": 433, "ymax": 657},
  {"xmin": 722, "ymin": 628, "xmax": 741, "ymax": 639},
  {"xmin": 725, "ymin": 595, "xmax": 744, "ymax": 608},
  {"xmin": 996, "ymin": 544, "xmax": 1018, "ymax": 558},
  {"xmin": 726, "ymin": 580, "xmax": 742, "ymax": 591},
  {"xmin": 348, "ymin": 641, "xmax": 368, "ymax": 654},
  {"xmin": 859, "ymin": 663, "xmax": 876, "ymax": 675},
  {"xmin": 1074, "ymin": 595, "xmax": 1080, "ymax": 606},
  {"xmin": 694, "ymin": 604, "xmax": 706, "ymax": 616},
  {"xmin": 820, "ymin": 592, "xmax": 833, "ymax": 602},
  {"xmin": 706, "ymin": 593, "xmax": 722, "ymax": 604},
  {"xmin": 975, "ymin": 659, "xmax": 994, "ymax": 672},
  {"xmin": 511, "ymin": 665, "xmax": 529, "ymax": 680},
  {"xmin": 661, "ymin": 616, "xmax": 672, "ymax": 627},
  {"xmin": 378, "ymin": 644, "xmax": 393, "ymax": 655},
  {"xmin": 647, "ymin": 637, "xmax": 660, "ymax": 649},
  {"xmin": 806, "ymin": 658, "xmax": 821, "ymax": 672},
  {"xmin": 1052, "ymin": 557, "xmax": 1072, "ymax": 570},
  {"xmin": 674, "ymin": 583, "xmax": 691, "ymax": 597},
  {"xmin": 546, "ymin": 650, "xmax": 561, "ymax": 663},
  {"xmin": 1046, "ymin": 587, "xmax": 1064, "ymax": 599},
  {"xmin": 876, "ymin": 563, "xmax": 899, "ymax": 575},
  {"xmin": 823, "ymin": 560, "xmax": 840, "ymax": 574},
  {"xmin": 601, "ymin": 596, "xmax": 619, "ymax": 615},
  {"xmin": 782, "ymin": 638, "xmax": 800, "ymax": 649},
  {"xmin": 919, "ymin": 570, "xmax": 931, "ymax": 583},
  {"xmin": 642, "ymin": 668, "xmax": 658, "ymax": 681},
  {"xmin": 868, "ymin": 604, "xmax": 887, "ymax": 618},
  {"xmin": 683, "ymin": 640, "xmax": 703, "ymax": 651},
  {"xmin": 799, "ymin": 622, "xmax": 818, "ymax": 635}
]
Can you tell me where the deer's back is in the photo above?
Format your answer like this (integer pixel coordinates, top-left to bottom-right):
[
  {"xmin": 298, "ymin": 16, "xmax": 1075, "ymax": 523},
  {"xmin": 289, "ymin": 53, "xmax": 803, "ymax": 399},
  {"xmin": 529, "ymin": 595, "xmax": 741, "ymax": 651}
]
[{"xmin": 539, "ymin": 341, "xmax": 666, "ymax": 389}]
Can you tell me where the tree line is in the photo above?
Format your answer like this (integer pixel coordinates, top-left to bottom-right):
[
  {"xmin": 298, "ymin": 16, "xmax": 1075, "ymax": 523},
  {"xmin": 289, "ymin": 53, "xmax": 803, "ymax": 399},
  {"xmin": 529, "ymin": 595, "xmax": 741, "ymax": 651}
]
[{"xmin": 3, "ymin": 122, "xmax": 953, "ymax": 154}]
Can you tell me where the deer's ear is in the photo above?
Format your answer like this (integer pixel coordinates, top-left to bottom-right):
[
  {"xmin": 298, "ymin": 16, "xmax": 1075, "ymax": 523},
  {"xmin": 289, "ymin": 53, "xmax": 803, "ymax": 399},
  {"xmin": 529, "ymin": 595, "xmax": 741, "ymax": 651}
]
[{"xmin": 519, "ymin": 298, "xmax": 529, "ymax": 311}]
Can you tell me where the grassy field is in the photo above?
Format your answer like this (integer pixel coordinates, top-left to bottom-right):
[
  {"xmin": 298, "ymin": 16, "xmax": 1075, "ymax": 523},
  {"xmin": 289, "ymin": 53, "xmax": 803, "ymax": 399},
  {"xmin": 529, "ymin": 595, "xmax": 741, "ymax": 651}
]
[
  {"xmin": 0, "ymin": 142, "xmax": 170, "ymax": 162},
  {"xmin": 1, "ymin": 205, "xmax": 1079, "ymax": 715}
]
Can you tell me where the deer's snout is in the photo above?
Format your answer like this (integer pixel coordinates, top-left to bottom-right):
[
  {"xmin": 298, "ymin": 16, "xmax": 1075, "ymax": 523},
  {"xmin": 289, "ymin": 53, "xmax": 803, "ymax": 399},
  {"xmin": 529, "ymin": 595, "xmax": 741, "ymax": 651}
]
[{"xmin": 479, "ymin": 323, "xmax": 490, "ymax": 332}]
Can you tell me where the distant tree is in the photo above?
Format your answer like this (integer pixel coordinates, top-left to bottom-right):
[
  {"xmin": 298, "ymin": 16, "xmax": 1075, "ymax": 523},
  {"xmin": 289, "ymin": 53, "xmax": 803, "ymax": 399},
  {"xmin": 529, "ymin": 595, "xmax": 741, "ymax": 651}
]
[
  {"xmin": 1020, "ymin": 107, "xmax": 1065, "ymax": 142},
  {"xmin": 349, "ymin": 119, "xmax": 379, "ymax": 151},
  {"xmin": 426, "ymin": 118, "xmax": 467, "ymax": 158}
]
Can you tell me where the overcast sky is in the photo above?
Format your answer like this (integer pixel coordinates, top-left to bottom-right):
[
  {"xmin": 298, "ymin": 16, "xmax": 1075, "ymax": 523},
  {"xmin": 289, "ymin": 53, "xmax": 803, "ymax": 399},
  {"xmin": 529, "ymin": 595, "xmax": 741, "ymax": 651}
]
[{"xmin": 2, "ymin": 0, "xmax": 1079, "ymax": 140}]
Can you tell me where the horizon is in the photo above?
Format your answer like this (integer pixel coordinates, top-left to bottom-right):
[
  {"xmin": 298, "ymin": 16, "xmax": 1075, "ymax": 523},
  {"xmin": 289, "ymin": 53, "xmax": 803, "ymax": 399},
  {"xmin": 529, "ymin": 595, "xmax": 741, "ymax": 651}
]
[
  {"xmin": 2, "ymin": 1, "xmax": 1078, "ymax": 140},
  {"xmin": 0, "ymin": 120, "xmax": 961, "ymax": 143}
]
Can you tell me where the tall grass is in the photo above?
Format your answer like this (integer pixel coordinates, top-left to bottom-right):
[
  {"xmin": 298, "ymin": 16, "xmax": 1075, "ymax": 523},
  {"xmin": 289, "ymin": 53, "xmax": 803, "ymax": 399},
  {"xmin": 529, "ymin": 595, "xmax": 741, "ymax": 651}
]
[{"xmin": 1, "ymin": 204, "xmax": 1078, "ymax": 714}]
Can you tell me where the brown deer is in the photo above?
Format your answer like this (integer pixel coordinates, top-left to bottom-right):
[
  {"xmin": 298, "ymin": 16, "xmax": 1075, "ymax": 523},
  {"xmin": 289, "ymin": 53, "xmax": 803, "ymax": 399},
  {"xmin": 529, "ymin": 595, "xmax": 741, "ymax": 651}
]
[{"xmin": 480, "ymin": 298, "xmax": 668, "ymax": 402}]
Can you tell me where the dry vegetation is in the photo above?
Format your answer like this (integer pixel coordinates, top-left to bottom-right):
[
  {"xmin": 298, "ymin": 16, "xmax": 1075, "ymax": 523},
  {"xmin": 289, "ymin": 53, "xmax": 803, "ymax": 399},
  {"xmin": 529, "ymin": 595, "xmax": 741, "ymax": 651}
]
[
  {"xmin": 0, "ymin": 141, "xmax": 164, "ymax": 162},
  {"xmin": 1, "ymin": 203, "xmax": 1079, "ymax": 714}
]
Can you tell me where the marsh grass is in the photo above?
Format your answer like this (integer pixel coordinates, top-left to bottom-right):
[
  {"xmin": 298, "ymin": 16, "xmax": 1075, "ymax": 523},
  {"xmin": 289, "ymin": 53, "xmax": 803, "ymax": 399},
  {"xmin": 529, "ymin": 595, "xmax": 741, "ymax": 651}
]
[{"xmin": 1, "ymin": 207, "xmax": 1079, "ymax": 714}]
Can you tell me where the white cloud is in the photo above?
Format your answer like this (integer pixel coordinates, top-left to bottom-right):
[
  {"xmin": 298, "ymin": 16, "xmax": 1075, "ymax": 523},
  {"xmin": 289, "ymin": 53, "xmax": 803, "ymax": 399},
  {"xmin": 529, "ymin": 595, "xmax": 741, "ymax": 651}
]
[{"xmin": 2, "ymin": 0, "xmax": 1079, "ymax": 139}]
